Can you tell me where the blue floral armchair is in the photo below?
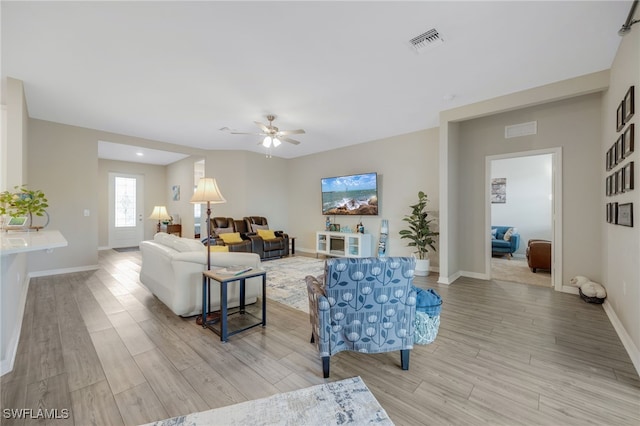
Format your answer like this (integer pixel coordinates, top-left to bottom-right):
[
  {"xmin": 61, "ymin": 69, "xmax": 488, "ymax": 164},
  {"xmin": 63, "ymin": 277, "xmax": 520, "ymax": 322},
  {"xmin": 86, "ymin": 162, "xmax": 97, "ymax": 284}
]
[{"xmin": 305, "ymin": 257, "xmax": 417, "ymax": 378}]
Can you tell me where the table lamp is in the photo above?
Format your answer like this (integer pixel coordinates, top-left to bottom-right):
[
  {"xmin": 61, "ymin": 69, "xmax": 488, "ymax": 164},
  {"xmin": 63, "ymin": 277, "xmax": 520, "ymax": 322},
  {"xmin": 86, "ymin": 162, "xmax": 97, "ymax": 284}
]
[
  {"xmin": 149, "ymin": 206, "xmax": 171, "ymax": 233},
  {"xmin": 190, "ymin": 178, "xmax": 226, "ymax": 271}
]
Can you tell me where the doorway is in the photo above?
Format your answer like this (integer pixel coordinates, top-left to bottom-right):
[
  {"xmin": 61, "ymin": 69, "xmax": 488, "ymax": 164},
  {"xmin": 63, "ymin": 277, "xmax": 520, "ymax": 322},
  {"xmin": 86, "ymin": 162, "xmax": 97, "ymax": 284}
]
[
  {"xmin": 108, "ymin": 172, "xmax": 144, "ymax": 248},
  {"xmin": 485, "ymin": 148, "xmax": 563, "ymax": 291}
]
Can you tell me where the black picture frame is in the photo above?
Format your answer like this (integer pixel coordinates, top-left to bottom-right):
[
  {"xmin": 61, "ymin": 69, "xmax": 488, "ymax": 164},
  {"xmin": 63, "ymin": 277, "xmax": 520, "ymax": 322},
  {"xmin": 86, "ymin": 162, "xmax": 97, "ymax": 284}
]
[
  {"xmin": 606, "ymin": 149, "xmax": 612, "ymax": 171},
  {"xmin": 617, "ymin": 203, "xmax": 633, "ymax": 227},
  {"xmin": 617, "ymin": 169, "xmax": 625, "ymax": 194},
  {"xmin": 624, "ymin": 161, "xmax": 634, "ymax": 192},
  {"xmin": 612, "ymin": 202, "xmax": 619, "ymax": 224},
  {"xmin": 617, "ymin": 102, "xmax": 625, "ymax": 132},
  {"xmin": 623, "ymin": 123, "xmax": 634, "ymax": 158},
  {"xmin": 613, "ymin": 171, "xmax": 619, "ymax": 195},
  {"xmin": 606, "ymin": 203, "xmax": 611, "ymax": 223},
  {"xmin": 606, "ymin": 175, "xmax": 611, "ymax": 196},
  {"xmin": 623, "ymin": 86, "xmax": 634, "ymax": 124},
  {"xmin": 617, "ymin": 134, "xmax": 625, "ymax": 163}
]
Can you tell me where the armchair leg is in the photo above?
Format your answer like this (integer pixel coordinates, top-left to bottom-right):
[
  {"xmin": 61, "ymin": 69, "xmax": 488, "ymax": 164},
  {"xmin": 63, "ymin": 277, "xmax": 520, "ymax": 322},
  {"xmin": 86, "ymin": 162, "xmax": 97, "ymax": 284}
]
[
  {"xmin": 322, "ymin": 356, "xmax": 330, "ymax": 378},
  {"xmin": 400, "ymin": 349, "xmax": 410, "ymax": 370},
  {"xmin": 310, "ymin": 333, "xmax": 315, "ymax": 344}
]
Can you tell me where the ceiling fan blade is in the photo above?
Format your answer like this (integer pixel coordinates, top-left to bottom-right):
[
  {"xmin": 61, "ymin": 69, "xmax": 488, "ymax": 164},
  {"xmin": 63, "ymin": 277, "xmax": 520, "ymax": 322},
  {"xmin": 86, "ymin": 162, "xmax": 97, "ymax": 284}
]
[
  {"xmin": 281, "ymin": 137, "xmax": 301, "ymax": 145},
  {"xmin": 254, "ymin": 121, "xmax": 270, "ymax": 133},
  {"xmin": 277, "ymin": 129, "xmax": 306, "ymax": 136},
  {"xmin": 230, "ymin": 131, "xmax": 260, "ymax": 135}
]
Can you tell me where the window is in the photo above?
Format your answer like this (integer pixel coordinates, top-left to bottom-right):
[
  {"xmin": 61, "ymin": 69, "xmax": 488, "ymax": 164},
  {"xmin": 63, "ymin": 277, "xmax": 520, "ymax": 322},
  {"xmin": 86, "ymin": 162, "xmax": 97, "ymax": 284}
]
[{"xmin": 114, "ymin": 176, "xmax": 136, "ymax": 227}]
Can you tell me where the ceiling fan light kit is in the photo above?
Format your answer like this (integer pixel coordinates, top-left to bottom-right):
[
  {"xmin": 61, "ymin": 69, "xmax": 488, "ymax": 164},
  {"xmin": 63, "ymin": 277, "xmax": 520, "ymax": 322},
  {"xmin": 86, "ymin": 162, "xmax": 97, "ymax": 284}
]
[{"xmin": 225, "ymin": 114, "xmax": 305, "ymax": 152}]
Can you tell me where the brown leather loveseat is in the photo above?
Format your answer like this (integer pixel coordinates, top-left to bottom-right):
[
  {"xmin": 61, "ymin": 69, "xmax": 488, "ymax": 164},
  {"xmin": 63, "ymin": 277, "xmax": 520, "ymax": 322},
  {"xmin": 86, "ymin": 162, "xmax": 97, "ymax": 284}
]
[{"xmin": 209, "ymin": 216, "xmax": 289, "ymax": 260}]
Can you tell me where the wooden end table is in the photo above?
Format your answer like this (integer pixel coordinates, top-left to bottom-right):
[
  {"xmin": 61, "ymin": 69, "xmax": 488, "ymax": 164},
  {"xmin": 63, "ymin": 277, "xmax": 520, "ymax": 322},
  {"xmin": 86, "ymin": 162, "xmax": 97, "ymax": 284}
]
[{"xmin": 201, "ymin": 268, "xmax": 267, "ymax": 341}]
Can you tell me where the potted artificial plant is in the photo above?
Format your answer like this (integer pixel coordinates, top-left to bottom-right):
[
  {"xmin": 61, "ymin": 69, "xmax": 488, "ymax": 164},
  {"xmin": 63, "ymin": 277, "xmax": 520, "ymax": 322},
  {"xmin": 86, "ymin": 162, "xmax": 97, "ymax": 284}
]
[
  {"xmin": 399, "ymin": 191, "xmax": 438, "ymax": 276},
  {"xmin": 0, "ymin": 185, "xmax": 49, "ymax": 230}
]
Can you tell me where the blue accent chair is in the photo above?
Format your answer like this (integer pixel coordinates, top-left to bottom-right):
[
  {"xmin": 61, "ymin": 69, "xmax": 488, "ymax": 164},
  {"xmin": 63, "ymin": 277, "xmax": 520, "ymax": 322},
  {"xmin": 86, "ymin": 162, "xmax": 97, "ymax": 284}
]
[
  {"xmin": 491, "ymin": 226, "xmax": 520, "ymax": 258},
  {"xmin": 306, "ymin": 257, "xmax": 417, "ymax": 378}
]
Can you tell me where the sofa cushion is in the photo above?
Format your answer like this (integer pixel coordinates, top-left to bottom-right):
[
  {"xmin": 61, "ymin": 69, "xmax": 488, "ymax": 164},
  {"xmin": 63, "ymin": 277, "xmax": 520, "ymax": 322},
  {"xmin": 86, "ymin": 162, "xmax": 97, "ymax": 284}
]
[
  {"xmin": 251, "ymin": 224, "xmax": 269, "ymax": 232},
  {"xmin": 220, "ymin": 232, "xmax": 243, "ymax": 244},
  {"xmin": 492, "ymin": 240, "xmax": 511, "ymax": 249},
  {"xmin": 257, "ymin": 229, "xmax": 277, "ymax": 240},
  {"xmin": 171, "ymin": 238, "xmax": 205, "ymax": 253},
  {"xmin": 215, "ymin": 226, "xmax": 234, "ymax": 234},
  {"xmin": 209, "ymin": 245, "xmax": 229, "ymax": 252}
]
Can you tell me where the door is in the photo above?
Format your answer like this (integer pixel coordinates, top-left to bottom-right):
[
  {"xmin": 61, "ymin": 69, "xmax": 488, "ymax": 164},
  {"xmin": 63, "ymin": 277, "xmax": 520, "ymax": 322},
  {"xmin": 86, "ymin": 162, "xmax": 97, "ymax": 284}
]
[{"xmin": 109, "ymin": 173, "xmax": 144, "ymax": 248}]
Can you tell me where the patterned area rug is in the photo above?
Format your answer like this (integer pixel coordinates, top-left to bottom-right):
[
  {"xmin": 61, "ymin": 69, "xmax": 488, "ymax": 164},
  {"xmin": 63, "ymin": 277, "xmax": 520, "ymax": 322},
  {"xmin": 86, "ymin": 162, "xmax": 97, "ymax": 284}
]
[
  {"xmin": 261, "ymin": 256, "xmax": 325, "ymax": 313},
  {"xmin": 144, "ymin": 376, "xmax": 393, "ymax": 426}
]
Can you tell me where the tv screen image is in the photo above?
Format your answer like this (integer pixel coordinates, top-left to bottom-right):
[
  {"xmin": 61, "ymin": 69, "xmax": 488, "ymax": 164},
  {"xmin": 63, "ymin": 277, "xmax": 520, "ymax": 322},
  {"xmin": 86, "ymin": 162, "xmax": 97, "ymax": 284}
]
[{"xmin": 321, "ymin": 172, "xmax": 378, "ymax": 215}]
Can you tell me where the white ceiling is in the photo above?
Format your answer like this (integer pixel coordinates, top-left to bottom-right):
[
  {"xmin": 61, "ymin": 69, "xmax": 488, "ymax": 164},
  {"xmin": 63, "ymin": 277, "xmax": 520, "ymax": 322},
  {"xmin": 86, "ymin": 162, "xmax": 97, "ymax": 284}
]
[{"xmin": 2, "ymin": 1, "xmax": 632, "ymax": 161}]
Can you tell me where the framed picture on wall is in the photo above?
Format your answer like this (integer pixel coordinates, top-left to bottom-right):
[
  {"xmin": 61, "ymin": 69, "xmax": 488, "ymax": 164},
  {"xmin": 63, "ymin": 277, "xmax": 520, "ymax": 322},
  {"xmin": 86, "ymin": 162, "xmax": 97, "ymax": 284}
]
[
  {"xmin": 617, "ymin": 203, "xmax": 633, "ymax": 227},
  {"xmin": 606, "ymin": 149, "xmax": 612, "ymax": 171},
  {"xmin": 624, "ymin": 162, "xmax": 634, "ymax": 192},
  {"xmin": 616, "ymin": 134, "xmax": 625, "ymax": 163},
  {"xmin": 612, "ymin": 202, "xmax": 619, "ymax": 224},
  {"xmin": 618, "ymin": 169, "xmax": 625, "ymax": 194},
  {"xmin": 623, "ymin": 86, "xmax": 634, "ymax": 123},
  {"xmin": 617, "ymin": 102, "xmax": 625, "ymax": 132},
  {"xmin": 623, "ymin": 123, "xmax": 634, "ymax": 157},
  {"xmin": 606, "ymin": 203, "xmax": 611, "ymax": 223}
]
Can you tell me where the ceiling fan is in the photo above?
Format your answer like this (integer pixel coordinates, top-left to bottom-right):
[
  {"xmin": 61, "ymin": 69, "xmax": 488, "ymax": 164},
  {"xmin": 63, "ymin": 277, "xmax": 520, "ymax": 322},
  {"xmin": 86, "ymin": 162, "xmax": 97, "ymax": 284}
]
[{"xmin": 221, "ymin": 115, "xmax": 305, "ymax": 148}]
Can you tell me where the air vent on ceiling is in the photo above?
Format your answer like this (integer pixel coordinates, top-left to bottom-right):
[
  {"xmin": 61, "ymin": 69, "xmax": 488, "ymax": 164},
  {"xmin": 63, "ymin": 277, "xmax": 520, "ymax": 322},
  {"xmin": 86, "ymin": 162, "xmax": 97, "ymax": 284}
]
[
  {"xmin": 505, "ymin": 121, "xmax": 538, "ymax": 139},
  {"xmin": 409, "ymin": 28, "xmax": 444, "ymax": 53}
]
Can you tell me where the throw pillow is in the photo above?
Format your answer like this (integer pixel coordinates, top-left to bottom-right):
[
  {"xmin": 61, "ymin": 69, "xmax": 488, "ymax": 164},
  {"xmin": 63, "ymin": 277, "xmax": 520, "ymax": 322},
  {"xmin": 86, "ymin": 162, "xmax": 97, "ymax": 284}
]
[
  {"xmin": 219, "ymin": 232, "xmax": 243, "ymax": 244},
  {"xmin": 251, "ymin": 224, "xmax": 269, "ymax": 232},
  {"xmin": 504, "ymin": 228, "xmax": 514, "ymax": 241},
  {"xmin": 491, "ymin": 229, "xmax": 497, "ymax": 240},
  {"xmin": 172, "ymin": 238, "xmax": 205, "ymax": 253},
  {"xmin": 209, "ymin": 245, "xmax": 229, "ymax": 252},
  {"xmin": 257, "ymin": 229, "xmax": 277, "ymax": 240}
]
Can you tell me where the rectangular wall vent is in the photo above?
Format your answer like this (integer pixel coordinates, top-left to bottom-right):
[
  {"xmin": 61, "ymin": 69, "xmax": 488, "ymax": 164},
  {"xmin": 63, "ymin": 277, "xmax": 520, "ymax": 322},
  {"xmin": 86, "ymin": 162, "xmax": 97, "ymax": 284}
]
[
  {"xmin": 505, "ymin": 121, "xmax": 537, "ymax": 139},
  {"xmin": 409, "ymin": 28, "xmax": 443, "ymax": 53}
]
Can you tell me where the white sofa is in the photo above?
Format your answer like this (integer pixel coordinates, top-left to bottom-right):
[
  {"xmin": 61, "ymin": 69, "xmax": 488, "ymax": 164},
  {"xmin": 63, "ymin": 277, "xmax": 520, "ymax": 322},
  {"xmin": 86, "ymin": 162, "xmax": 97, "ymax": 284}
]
[{"xmin": 139, "ymin": 232, "xmax": 262, "ymax": 316}]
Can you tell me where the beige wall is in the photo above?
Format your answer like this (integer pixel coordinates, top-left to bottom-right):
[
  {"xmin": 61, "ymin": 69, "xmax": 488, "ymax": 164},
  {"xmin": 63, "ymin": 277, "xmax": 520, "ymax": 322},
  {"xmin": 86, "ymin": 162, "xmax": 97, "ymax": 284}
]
[
  {"xmin": 602, "ymin": 7, "xmax": 639, "ymax": 368},
  {"xmin": 288, "ymin": 128, "xmax": 440, "ymax": 262},
  {"xmin": 26, "ymin": 118, "xmax": 206, "ymax": 271},
  {"xmin": 458, "ymin": 93, "xmax": 603, "ymax": 281}
]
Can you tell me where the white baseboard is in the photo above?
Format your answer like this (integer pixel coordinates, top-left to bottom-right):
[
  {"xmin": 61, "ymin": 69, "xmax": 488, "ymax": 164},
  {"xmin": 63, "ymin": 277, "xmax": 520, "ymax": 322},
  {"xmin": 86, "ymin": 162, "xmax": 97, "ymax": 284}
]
[
  {"xmin": 461, "ymin": 270, "xmax": 490, "ymax": 280},
  {"xmin": 602, "ymin": 300, "xmax": 640, "ymax": 376},
  {"xmin": 28, "ymin": 265, "xmax": 100, "ymax": 278},
  {"xmin": 438, "ymin": 271, "xmax": 460, "ymax": 285},
  {"xmin": 0, "ymin": 276, "xmax": 30, "ymax": 377}
]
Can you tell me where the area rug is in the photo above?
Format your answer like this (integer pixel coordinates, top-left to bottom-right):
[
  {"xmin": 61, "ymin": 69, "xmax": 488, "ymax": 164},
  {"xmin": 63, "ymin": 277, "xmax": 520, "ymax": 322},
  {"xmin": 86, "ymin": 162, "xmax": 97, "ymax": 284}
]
[
  {"xmin": 261, "ymin": 256, "xmax": 325, "ymax": 313},
  {"xmin": 144, "ymin": 376, "xmax": 393, "ymax": 425},
  {"xmin": 491, "ymin": 256, "xmax": 551, "ymax": 287}
]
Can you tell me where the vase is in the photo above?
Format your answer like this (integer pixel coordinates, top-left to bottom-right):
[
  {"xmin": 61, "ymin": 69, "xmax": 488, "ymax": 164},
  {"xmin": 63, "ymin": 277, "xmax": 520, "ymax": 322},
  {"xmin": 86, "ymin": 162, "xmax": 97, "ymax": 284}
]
[{"xmin": 413, "ymin": 256, "xmax": 430, "ymax": 276}]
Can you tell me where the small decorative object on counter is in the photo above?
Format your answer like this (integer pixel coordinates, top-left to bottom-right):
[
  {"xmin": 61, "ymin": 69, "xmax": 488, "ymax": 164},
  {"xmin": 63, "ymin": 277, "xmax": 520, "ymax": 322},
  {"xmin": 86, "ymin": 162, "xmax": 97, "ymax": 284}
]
[{"xmin": 325, "ymin": 216, "xmax": 331, "ymax": 231}]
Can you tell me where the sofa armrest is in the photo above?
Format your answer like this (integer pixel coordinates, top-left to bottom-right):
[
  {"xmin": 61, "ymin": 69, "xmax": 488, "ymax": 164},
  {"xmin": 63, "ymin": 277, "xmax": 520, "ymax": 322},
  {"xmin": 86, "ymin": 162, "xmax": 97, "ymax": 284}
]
[{"xmin": 510, "ymin": 234, "xmax": 520, "ymax": 252}]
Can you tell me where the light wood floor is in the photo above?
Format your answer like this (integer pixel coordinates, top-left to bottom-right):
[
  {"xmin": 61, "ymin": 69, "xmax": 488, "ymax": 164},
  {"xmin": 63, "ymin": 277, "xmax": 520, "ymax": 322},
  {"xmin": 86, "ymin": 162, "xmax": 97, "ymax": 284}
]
[{"xmin": 2, "ymin": 250, "xmax": 639, "ymax": 425}]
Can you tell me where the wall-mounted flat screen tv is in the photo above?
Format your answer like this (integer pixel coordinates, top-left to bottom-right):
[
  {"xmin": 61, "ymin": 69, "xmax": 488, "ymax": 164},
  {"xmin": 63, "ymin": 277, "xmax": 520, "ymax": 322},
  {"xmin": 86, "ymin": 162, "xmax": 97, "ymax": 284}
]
[{"xmin": 321, "ymin": 172, "xmax": 378, "ymax": 215}]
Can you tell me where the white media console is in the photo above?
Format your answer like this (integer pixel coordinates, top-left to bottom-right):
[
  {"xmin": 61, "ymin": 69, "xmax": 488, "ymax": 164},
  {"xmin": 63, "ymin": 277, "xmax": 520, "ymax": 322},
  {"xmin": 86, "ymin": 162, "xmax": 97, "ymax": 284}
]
[{"xmin": 316, "ymin": 231, "xmax": 373, "ymax": 258}]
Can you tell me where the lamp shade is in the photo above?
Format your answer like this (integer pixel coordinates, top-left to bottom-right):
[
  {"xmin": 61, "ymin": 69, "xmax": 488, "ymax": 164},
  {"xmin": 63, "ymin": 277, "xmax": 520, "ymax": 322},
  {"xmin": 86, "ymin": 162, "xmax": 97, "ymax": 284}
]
[
  {"xmin": 190, "ymin": 178, "xmax": 227, "ymax": 204},
  {"xmin": 148, "ymin": 205, "xmax": 171, "ymax": 221}
]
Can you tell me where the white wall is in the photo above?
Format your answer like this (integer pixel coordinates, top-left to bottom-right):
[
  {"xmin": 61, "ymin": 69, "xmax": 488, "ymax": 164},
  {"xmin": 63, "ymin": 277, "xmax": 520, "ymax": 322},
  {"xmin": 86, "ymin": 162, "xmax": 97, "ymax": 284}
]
[
  {"xmin": 602, "ymin": 6, "xmax": 639, "ymax": 372},
  {"xmin": 0, "ymin": 77, "xmax": 29, "ymax": 375},
  {"xmin": 491, "ymin": 154, "xmax": 552, "ymax": 255}
]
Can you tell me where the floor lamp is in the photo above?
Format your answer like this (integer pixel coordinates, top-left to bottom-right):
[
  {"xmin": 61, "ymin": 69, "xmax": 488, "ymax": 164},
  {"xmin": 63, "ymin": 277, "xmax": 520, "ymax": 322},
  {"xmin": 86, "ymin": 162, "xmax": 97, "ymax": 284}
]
[
  {"xmin": 149, "ymin": 206, "xmax": 171, "ymax": 233},
  {"xmin": 190, "ymin": 178, "xmax": 227, "ymax": 271}
]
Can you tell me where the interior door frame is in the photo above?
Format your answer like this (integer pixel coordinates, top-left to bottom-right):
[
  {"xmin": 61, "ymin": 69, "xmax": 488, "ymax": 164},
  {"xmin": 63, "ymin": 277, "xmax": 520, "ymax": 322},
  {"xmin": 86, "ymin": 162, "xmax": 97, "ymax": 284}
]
[
  {"xmin": 108, "ymin": 172, "xmax": 145, "ymax": 248},
  {"xmin": 485, "ymin": 147, "xmax": 563, "ymax": 291}
]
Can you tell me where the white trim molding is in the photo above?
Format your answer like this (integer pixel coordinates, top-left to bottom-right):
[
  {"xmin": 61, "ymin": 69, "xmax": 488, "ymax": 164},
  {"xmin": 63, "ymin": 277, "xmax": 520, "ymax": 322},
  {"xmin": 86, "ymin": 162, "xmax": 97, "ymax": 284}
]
[{"xmin": 603, "ymin": 300, "xmax": 640, "ymax": 376}]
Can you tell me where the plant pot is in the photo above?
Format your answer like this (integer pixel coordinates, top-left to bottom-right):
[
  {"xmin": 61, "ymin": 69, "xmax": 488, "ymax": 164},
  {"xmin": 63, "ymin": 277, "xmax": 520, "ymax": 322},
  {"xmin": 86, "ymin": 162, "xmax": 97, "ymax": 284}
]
[{"xmin": 414, "ymin": 258, "xmax": 430, "ymax": 276}]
